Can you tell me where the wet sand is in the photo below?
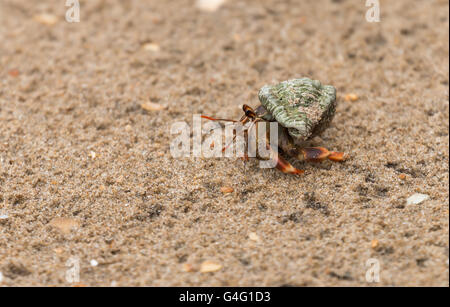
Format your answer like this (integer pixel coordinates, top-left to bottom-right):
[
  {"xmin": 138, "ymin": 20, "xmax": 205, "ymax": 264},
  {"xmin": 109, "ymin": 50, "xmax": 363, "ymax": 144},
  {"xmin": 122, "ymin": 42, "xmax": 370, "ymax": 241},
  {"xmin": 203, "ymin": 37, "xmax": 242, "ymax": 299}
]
[{"xmin": 0, "ymin": 0, "xmax": 448, "ymax": 286}]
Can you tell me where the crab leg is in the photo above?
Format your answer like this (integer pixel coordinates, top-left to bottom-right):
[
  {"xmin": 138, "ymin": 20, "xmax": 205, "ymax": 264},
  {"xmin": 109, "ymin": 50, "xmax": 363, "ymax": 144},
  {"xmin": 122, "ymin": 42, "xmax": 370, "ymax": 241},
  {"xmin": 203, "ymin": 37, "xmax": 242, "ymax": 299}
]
[
  {"xmin": 301, "ymin": 147, "xmax": 346, "ymax": 162},
  {"xmin": 259, "ymin": 126, "xmax": 304, "ymax": 175},
  {"xmin": 272, "ymin": 152, "xmax": 304, "ymax": 174}
]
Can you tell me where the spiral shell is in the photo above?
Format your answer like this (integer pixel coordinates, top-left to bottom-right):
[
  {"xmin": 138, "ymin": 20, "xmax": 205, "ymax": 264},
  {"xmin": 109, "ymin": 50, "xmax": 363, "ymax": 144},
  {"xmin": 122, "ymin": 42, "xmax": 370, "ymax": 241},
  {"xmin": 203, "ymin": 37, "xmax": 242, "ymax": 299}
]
[{"xmin": 258, "ymin": 78, "xmax": 337, "ymax": 141}]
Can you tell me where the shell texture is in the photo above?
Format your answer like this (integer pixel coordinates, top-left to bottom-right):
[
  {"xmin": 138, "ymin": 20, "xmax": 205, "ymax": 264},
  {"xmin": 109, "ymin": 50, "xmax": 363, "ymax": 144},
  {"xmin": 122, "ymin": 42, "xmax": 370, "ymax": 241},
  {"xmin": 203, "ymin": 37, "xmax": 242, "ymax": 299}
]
[{"xmin": 258, "ymin": 78, "xmax": 337, "ymax": 141}]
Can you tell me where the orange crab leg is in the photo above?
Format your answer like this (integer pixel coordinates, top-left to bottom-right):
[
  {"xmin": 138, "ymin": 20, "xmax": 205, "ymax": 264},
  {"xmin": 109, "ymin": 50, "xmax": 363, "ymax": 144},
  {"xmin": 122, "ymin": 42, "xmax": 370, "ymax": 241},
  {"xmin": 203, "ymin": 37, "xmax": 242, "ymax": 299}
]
[
  {"xmin": 273, "ymin": 153, "xmax": 304, "ymax": 174},
  {"xmin": 328, "ymin": 151, "xmax": 345, "ymax": 162},
  {"xmin": 301, "ymin": 147, "xmax": 346, "ymax": 162},
  {"xmin": 265, "ymin": 134, "xmax": 304, "ymax": 175}
]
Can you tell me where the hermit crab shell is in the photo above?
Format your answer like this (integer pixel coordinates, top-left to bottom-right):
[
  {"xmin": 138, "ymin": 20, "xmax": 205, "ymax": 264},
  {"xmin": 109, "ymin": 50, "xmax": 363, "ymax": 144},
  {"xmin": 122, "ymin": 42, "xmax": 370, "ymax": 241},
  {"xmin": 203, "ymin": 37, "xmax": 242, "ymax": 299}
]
[{"xmin": 258, "ymin": 78, "xmax": 337, "ymax": 141}]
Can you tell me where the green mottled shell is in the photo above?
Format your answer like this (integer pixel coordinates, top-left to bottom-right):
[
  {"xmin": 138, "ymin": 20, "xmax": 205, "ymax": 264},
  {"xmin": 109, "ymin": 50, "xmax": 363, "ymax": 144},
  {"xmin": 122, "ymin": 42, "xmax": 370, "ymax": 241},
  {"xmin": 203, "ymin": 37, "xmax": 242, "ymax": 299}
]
[{"xmin": 258, "ymin": 78, "xmax": 336, "ymax": 141}]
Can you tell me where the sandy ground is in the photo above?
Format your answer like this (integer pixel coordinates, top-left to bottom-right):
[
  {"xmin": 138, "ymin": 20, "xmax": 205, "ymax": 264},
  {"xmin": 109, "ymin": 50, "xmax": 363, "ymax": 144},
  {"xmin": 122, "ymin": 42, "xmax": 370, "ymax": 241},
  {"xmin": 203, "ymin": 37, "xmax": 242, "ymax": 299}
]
[{"xmin": 0, "ymin": 0, "xmax": 448, "ymax": 286}]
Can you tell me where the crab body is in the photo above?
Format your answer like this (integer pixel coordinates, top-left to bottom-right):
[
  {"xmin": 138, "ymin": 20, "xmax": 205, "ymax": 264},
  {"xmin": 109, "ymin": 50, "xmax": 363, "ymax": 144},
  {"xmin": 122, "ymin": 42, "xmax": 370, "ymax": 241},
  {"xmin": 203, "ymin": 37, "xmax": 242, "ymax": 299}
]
[{"xmin": 201, "ymin": 78, "xmax": 345, "ymax": 174}]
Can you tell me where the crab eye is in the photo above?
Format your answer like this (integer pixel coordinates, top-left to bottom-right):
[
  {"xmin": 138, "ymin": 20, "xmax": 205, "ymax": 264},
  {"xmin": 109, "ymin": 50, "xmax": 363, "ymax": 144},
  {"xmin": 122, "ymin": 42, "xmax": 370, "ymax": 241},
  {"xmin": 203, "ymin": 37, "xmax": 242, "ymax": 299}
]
[
  {"xmin": 242, "ymin": 104, "xmax": 256, "ymax": 118},
  {"xmin": 242, "ymin": 104, "xmax": 252, "ymax": 112},
  {"xmin": 246, "ymin": 110, "xmax": 256, "ymax": 119}
]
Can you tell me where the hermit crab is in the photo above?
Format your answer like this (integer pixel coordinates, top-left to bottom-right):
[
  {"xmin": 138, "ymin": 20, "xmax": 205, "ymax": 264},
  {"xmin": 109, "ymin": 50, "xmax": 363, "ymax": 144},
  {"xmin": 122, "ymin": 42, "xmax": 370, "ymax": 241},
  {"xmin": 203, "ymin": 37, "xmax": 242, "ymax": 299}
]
[{"xmin": 202, "ymin": 78, "xmax": 345, "ymax": 174}]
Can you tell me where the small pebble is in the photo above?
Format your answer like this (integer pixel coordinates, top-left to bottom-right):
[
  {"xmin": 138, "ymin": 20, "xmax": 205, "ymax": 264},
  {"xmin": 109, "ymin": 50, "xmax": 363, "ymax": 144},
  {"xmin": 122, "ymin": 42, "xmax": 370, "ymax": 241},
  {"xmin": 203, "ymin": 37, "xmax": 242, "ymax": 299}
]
[
  {"xmin": 344, "ymin": 93, "xmax": 359, "ymax": 102},
  {"xmin": 143, "ymin": 43, "xmax": 160, "ymax": 52},
  {"xmin": 49, "ymin": 217, "xmax": 80, "ymax": 234},
  {"xmin": 89, "ymin": 151, "xmax": 96, "ymax": 159},
  {"xmin": 249, "ymin": 232, "xmax": 261, "ymax": 242},
  {"xmin": 90, "ymin": 260, "xmax": 98, "ymax": 267},
  {"xmin": 398, "ymin": 174, "xmax": 406, "ymax": 180},
  {"xmin": 141, "ymin": 102, "xmax": 166, "ymax": 111},
  {"xmin": 196, "ymin": 0, "xmax": 226, "ymax": 12},
  {"xmin": 0, "ymin": 271, "xmax": 3, "ymax": 283},
  {"xmin": 33, "ymin": 13, "xmax": 58, "ymax": 26},
  {"xmin": 0, "ymin": 214, "xmax": 9, "ymax": 219},
  {"xmin": 220, "ymin": 186, "xmax": 234, "ymax": 194},
  {"xmin": 371, "ymin": 239, "xmax": 379, "ymax": 249},
  {"xmin": 200, "ymin": 260, "xmax": 222, "ymax": 273},
  {"xmin": 407, "ymin": 193, "xmax": 429, "ymax": 205},
  {"xmin": 8, "ymin": 69, "xmax": 19, "ymax": 77},
  {"xmin": 182, "ymin": 263, "xmax": 195, "ymax": 272}
]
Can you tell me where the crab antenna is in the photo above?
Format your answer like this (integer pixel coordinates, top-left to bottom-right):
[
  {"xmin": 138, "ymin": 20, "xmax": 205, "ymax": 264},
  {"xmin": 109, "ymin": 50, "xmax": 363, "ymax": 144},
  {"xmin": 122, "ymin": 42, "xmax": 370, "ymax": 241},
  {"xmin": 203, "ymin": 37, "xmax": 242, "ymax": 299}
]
[{"xmin": 201, "ymin": 115, "xmax": 238, "ymax": 123}]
